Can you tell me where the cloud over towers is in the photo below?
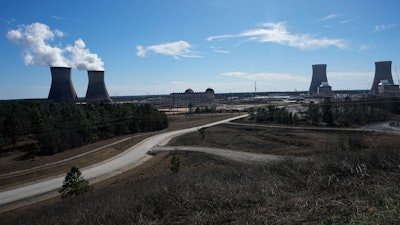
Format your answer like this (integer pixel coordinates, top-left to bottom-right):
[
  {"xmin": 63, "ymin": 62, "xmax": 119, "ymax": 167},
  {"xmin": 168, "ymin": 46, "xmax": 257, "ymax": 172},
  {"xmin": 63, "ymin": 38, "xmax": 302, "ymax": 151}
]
[{"xmin": 6, "ymin": 22, "xmax": 104, "ymax": 71}]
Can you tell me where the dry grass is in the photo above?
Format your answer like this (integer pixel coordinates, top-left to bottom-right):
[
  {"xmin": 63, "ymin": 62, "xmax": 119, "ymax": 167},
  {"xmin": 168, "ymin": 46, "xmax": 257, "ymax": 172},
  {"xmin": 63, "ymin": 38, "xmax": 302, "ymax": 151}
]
[
  {"xmin": 1, "ymin": 147, "xmax": 399, "ymax": 224},
  {"xmin": 1, "ymin": 121, "xmax": 400, "ymax": 224}
]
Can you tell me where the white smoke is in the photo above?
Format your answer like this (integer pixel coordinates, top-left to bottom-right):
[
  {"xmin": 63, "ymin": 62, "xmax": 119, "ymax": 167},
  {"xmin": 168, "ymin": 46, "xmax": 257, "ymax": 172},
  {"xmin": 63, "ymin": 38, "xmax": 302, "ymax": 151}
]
[
  {"xmin": 6, "ymin": 22, "xmax": 104, "ymax": 71},
  {"xmin": 6, "ymin": 22, "xmax": 68, "ymax": 67},
  {"xmin": 66, "ymin": 38, "xmax": 104, "ymax": 71}
]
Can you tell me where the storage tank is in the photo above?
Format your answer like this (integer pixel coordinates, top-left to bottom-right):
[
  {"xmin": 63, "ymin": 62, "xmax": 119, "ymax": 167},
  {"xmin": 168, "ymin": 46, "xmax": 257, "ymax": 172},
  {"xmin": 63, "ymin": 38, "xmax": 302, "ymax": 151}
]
[{"xmin": 48, "ymin": 67, "xmax": 77, "ymax": 102}]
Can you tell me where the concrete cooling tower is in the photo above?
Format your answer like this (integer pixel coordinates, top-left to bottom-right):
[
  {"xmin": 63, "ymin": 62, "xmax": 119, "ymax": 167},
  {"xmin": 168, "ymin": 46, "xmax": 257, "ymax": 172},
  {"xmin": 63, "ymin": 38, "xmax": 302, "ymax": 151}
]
[
  {"xmin": 48, "ymin": 67, "xmax": 77, "ymax": 102},
  {"xmin": 370, "ymin": 61, "xmax": 394, "ymax": 94},
  {"xmin": 308, "ymin": 64, "xmax": 328, "ymax": 95},
  {"xmin": 85, "ymin": 70, "xmax": 112, "ymax": 102}
]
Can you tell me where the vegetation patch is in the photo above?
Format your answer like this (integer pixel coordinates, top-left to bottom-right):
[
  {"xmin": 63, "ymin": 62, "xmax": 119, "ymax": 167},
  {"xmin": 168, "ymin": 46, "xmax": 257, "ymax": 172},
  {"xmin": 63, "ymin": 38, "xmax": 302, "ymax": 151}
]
[
  {"xmin": 0, "ymin": 101, "xmax": 167, "ymax": 156},
  {"xmin": 1, "ymin": 147, "xmax": 399, "ymax": 224}
]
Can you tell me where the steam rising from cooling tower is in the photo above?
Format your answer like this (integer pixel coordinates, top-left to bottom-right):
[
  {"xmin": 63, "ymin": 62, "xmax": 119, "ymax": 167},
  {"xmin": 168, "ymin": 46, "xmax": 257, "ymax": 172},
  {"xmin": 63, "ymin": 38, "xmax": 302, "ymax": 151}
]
[
  {"xmin": 85, "ymin": 71, "xmax": 111, "ymax": 102},
  {"xmin": 6, "ymin": 23, "xmax": 68, "ymax": 67},
  {"xmin": 48, "ymin": 67, "xmax": 77, "ymax": 102},
  {"xmin": 370, "ymin": 61, "xmax": 393, "ymax": 94},
  {"xmin": 6, "ymin": 22, "xmax": 104, "ymax": 71},
  {"xmin": 308, "ymin": 64, "xmax": 328, "ymax": 95},
  {"xmin": 7, "ymin": 22, "xmax": 108, "ymax": 102}
]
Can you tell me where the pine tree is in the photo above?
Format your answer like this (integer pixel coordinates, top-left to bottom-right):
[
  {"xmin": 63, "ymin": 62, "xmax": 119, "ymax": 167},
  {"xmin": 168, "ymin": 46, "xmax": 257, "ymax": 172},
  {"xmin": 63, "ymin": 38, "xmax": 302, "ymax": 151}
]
[{"xmin": 59, "ymin": 167, "xmax": 93, "ymax": 198}]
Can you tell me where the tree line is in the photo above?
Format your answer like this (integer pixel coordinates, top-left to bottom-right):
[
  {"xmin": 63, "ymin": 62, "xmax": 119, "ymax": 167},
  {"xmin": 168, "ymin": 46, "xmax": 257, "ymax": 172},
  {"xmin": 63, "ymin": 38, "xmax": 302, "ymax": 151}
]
[
  {"xmin": 252, "ymin": 96, "xmax": 400, "ymax": 127},
  {"xmin": 307, "ymin": 96, "xmax": 400, "ymax": 127},
  {"xmin": 0, "ymin": 101, "xmax": 168, "ymax": 156}
]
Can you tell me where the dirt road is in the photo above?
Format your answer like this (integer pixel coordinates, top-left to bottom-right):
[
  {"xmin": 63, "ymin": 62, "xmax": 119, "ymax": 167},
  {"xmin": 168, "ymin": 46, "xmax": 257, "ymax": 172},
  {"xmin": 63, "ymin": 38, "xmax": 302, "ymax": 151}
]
[{"xmin": 149, "ymin": 146, "xmax": 283, "ymax": 163}]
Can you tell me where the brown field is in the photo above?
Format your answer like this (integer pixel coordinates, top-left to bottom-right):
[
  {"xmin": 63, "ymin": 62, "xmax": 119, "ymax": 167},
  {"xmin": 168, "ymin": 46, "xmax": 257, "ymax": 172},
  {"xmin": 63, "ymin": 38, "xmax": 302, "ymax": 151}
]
[{"xmin": 1, "ymin": 115, "xmax": 400, "ymax": 224}]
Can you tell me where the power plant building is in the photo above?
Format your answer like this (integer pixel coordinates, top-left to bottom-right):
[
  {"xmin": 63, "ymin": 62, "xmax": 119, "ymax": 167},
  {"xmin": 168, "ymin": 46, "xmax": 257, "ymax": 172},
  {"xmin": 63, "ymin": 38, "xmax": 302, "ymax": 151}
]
[
  {"xmin": 48, "ymin": 67, "xmax": 77, "ymax": 102},
  {"xmin": 377, "ymin": 80, "xmax": 400, "ymax": 95},
  {"xmin": 370, "ymin": 61, "xmax": 395, "ymax": 94},
  {"xmin": 85, "ymin": 70, "xmax": 112, "ymax": 102},
  {"xmin": 171, "ymin": 88, "xmax": 215, "ymax": 107},
  {"xmin": 309, "ymin": 64, "xmax": 329, "ymax": 96},
  {"xmin": 317, "ymin": 82, "xmax": 333, "ymax": 97}
]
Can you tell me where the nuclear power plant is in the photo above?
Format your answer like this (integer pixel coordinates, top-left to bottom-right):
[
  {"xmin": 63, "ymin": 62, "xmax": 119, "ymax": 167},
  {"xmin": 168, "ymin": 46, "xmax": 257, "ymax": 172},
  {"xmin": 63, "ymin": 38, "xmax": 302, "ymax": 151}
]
[
  {"xmin": 370, "ymin": 61, "xmax": 394, "ymax": 94},
  {"xmin": 308, "ymin": 64, "xmax": 331, "ymax": 96},
  {"xmin": 85, "ymin": 70, "xmax": 112, "ymax": 102},
  {"xmin": 48, "ymin": 67, "xmax": 78, "ymax": 102}
]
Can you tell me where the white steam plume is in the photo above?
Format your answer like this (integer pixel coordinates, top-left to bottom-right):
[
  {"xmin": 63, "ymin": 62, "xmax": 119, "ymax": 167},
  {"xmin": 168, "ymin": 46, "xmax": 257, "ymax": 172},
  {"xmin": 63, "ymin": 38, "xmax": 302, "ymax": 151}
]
[
  {"xmin": 6, "ymin": 22, "xmax": 68, "ymax": 67},
  {"xmin": 66, "ymin": 38, "xmax": 104, "ymax": 71},
  {"xmin": 7, "ymin": 22, "xmax": 104, "ymax": 71}
]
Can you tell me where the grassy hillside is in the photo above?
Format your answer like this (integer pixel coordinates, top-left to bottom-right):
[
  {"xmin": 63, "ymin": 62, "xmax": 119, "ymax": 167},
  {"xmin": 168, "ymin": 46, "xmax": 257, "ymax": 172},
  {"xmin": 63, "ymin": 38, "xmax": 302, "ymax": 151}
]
[{"xmin": 1, "ymin": 124, "xmax": 400, "ymax": 224}]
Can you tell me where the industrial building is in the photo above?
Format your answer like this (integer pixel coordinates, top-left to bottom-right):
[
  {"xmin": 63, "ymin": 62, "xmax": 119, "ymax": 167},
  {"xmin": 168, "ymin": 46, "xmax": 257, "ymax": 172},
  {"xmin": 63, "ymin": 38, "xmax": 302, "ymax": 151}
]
[
  {"xmin": 308, "ymin": 64, "xmax": 331, "ymax": 96},
  {"xmin": 377, "ymin": 80, "xmax": 400, "ymax": 95},
  {"xmin": 317, "ymin": 82, "xmax": 333, "ymax": 97},
  {"xmin": 85, "ymin": 70, "xmax": 112, "ymax": 102},
  {"xmin": 170, "ymin": 88, "xmax": 215, "ymax": 107},
  {"xmin": 370, "ymin": 61, "xmax": 395, "ymax": 94},
  {"xmin": 48, "ymin": 67, "xmax": 77, "ymax": 102}
]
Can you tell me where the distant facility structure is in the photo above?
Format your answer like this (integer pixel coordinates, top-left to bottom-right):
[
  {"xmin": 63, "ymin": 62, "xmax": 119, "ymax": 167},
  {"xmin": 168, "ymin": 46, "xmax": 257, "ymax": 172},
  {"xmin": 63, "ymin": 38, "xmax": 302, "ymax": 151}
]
[
  {"xmin": 47, "ymin": 68, "xmax": 112, "ymax": 103},
  {"xmin": 171, "ymin": 88, "xmax": 215, "ymax": 106},
  {"xmin": 85, "ymin": 71, "xmax": 112, "ymax": 102},
  {"xmin": 48, "ymin": 67, "xmax": 78, "ymax": 102},
  {"xmin": 308, "ymin": 64, "xmax": 332, "ymax": 97},
  {"xmin": 370, "ymin": 61, "xmax": 396, "ymax": 95}
]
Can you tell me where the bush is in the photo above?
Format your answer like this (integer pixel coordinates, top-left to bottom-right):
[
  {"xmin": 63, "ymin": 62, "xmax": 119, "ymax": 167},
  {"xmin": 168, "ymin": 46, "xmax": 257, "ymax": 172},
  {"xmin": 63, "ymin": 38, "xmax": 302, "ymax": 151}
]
[
  {"xmin": 170, "ymin": 155, "xmax": 180, "ymax": 172},
  {"xmin": 59, "ymin": 167, "xmax": 93, "ymax": 198}
]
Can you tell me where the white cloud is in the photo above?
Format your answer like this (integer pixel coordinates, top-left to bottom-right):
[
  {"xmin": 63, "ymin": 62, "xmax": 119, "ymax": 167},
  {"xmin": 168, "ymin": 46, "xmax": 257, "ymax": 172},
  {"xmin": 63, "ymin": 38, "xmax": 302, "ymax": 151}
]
[
  {"xmin": 374, "ymin": 24, "xmax": 398, "ymax": 32},
  {"xmin": 207, "ymin": 22, "xmax": 347, "ymax": 50},
  {"xmin": 65, "ymin": 38, "xmax": 104, "ymax": 71},
  {"xmin": 7, "ymin": 22, "xmax": 104, "ymax": 70},
  {"xmin": 320, "ymin": 14, "xmax": 339, "ymax": 21},
  {"xmin": 329, "ymin": 71, "xmax": 373, "ymax": 78},
  {"xmin": 6, "ymin": 22, "xmax": 69, "ymax": 67},
  {"xmin": 340, "ymin": 19, "xmax": 352, "ymax": 24},
  {"xmin": 328, "ymin": 71, "xmax": 374, "ymax": 90},
  {"xmin": 210, "ymin": 46, "xmax": 230, "ymax": 54},
  {"xmin": 220, "ymin": 71, "xmax": 309, "ymax": 83},
  {"xmin": 136, "ymin": 40, "xmax": 201, "ymax": 59},
  {"xmin": 357, "ymin": 44, "xmax": 372, "ymax": 52}
]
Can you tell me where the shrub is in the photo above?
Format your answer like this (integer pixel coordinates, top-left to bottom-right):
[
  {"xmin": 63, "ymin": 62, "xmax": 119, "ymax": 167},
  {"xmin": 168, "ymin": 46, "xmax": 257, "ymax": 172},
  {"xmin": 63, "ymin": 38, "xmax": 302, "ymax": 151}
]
[
  {"xmin": 59, "ymin": 167, "xmax": 93, "ymax": 198},
  {"xmin": 170, "ymin": 155, "xmax": 181, "ymax": 172}
]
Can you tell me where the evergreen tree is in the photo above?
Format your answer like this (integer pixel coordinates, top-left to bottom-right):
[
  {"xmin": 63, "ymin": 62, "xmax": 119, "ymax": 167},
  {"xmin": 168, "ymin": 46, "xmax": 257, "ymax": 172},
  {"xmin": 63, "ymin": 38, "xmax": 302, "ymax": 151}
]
[{"xmin": 59, "ymin": 167, "xmax": 93, "ymax": 198}]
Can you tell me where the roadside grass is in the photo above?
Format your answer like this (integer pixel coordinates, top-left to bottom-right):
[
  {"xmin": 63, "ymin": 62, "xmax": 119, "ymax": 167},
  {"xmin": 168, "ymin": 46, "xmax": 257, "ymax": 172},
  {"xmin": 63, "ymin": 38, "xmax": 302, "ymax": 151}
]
[{"xmin": 1, "ymin": 144, "xmax": 399, "ymax": 224}]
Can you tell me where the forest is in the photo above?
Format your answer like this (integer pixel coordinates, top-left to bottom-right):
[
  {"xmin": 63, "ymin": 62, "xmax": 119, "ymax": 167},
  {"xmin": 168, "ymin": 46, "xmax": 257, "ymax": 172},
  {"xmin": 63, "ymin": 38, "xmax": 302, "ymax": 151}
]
[
  {"xmin": 0, "ymin": 101, "xmax": 168, "ymax": 156},
  {"xmin": 253, "ymin": 96, "xmax": 400, "ymax": 127}
]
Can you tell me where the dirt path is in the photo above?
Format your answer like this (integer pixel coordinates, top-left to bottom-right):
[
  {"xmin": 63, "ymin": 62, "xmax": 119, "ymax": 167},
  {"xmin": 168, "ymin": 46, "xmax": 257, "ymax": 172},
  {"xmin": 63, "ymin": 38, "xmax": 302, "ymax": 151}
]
[{"xmin": 149, "ymin": 146, "xmax": 284, "ymax": 163}]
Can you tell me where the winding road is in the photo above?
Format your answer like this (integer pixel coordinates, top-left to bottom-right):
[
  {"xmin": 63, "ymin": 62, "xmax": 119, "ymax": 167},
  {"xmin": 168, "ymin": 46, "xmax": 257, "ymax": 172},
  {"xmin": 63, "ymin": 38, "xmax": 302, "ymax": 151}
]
[{"xmin": 0, "ymin": 114, "xmax": 248, "ymax": 213}]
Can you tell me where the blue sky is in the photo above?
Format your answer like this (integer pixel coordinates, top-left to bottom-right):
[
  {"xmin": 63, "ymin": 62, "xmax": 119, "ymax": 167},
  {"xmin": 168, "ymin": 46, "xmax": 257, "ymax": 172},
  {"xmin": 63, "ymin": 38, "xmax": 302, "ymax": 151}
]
[{"xmin": 1, "ymin": 0, "xmax": 400, "ymax": 99}]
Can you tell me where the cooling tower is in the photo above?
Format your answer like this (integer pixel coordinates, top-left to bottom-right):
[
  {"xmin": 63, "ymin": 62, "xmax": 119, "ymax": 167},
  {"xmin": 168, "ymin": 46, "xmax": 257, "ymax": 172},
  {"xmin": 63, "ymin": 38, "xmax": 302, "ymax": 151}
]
[
  {"xmin": 370, "ymin": 61, "xmax": 393, "ymax": 94},
  {"xmin": 308, "ymin": 64, "xmax": 328, "ymax": 95},
  {"xmin": 48, "ymin": 67, "xmax": 77, "ymax": 102},
  {"xmin": 85, "ymin": 70, "xmax": 112, "ymax": 102}
]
